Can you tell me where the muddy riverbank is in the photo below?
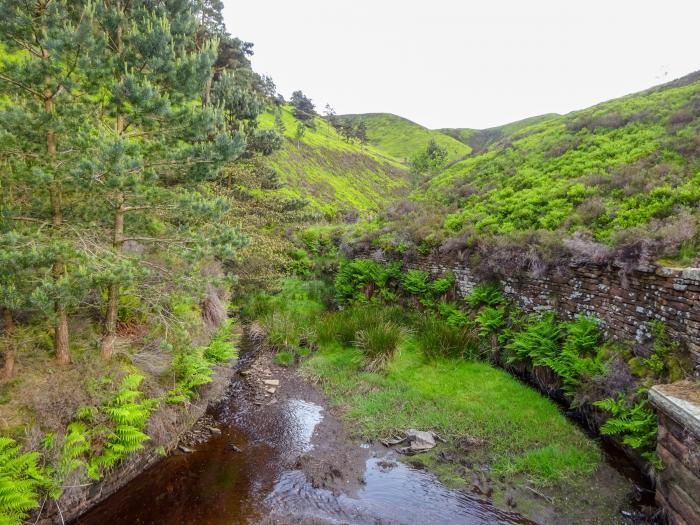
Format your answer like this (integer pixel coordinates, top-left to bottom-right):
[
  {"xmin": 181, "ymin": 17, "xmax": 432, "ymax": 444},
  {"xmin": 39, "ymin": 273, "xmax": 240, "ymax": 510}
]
[{"xmin": 72, "ymin": 331, "xmax": 657, "ymax": 525}]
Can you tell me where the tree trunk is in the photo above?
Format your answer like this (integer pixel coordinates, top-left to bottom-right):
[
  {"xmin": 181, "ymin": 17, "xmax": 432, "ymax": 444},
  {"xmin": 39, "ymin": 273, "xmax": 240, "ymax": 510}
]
[
  {"xmin": 46, "ymin": 79, "xmax": 71, "ymax": 365},
  {"xmin": 101, "ymin": 199, "xmax": 125, "ymax": 359},
  {"xmin": 2, "ymin": 308, "xmax": 16, "ymax": 379},
  {"xmin": 101, "ymin": 7, "xmax": 126, "ymax": 360}
]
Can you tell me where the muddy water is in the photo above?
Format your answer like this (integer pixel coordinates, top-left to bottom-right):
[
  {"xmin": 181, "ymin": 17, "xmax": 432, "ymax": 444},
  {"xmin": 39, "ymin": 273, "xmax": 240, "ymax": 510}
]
[{"xmin": 74, "ymin": 356, "xmax": 533, "ymax": 525}]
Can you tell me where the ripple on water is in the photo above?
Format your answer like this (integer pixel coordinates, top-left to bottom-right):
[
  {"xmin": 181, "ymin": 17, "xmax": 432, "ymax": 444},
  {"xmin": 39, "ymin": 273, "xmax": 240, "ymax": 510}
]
[
  {"xmin": 282, "ymin": 399, "xmax": 324, "ymax": 454},
  {"xmin": 266, "ymin": 455, "xmax": 533, "ymax": 525}
]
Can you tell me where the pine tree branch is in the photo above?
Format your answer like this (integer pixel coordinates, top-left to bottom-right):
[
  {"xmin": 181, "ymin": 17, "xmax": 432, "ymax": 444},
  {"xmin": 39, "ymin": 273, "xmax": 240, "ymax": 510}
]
[
  {"xmin": 122, "ymin": 205, "xmax": 174, "ymax": 212},
  {"xmin": 7, "ymin": 36, "xmax": 43, "ymax": 59},
  {"xmin": 0, "ymin": 73, "xmax": 45, "ymax": 99}
]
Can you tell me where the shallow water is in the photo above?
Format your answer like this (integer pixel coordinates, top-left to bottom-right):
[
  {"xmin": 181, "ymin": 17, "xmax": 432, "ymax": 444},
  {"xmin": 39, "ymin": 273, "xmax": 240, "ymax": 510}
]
[
  {"xmin": 266, "ymin": 458, "xmax": 530, "ymax": 525},
  {"xmin": 74, "ymin": 367, "xmax": 532, "ymax": 525}
]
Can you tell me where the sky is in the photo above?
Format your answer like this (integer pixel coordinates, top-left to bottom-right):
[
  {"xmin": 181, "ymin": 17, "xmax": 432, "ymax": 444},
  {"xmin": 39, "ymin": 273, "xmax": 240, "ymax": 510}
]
[{"xmin": 222, "ymin": 0, "xmax": 700, "ymax": 130}]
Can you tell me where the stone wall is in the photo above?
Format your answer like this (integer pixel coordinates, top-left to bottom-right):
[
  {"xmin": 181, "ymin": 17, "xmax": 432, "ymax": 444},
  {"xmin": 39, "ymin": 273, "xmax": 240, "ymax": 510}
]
[
  {"xmin": 374, "ymin": 249, "xmax": 700, "ymax": 372},
  {"xmin": 363, "ymin": 248, "xmax": 700, "ymax": 522},
  {"xmin": 649, "ymin": 382, "xmax": 700, "ymax": 525}
]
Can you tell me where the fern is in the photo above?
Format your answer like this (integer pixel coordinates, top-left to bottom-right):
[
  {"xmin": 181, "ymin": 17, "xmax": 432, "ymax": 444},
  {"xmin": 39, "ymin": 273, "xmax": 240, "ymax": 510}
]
[
  {"xmin": 475, "ymin": 306, "xmax": 505, "ymax": 338},
  {"xmin": 595, "ymin": 395, "xmax": 658, "ymax": 462},
  {"xmin": 167, "ymin": 349, "xmax": 214, "ymax": 403},
  {"xmin": 87, "ymin": 374, "xmax": 157, "ymax": 479},
  {"xmin": 56, "ymin": 423, "xmax": 90, "ymax": 484},
  {"xmin": 542, "ymin": 316, "xmax": 605, "ymax": 398},
  {"xmin": 0, "ymin": 438, "xmax": 48, "ymax": 525},
  {"xmin": 505, "ymin": 312, "xmax": 562, "ymax": 365},
  {"xmin": 203, "ymin": 319, "xmax": 237, "ymax": 363},
  {"xmin": 438, "ymin": 302, "xmax": 469, "ymax": 327},
  {"xmin": 465, "ymin": 283, "xmax": 504, "ymax": 308},
  {"xmin": 428, "ymin": 272, "xmax": 455, "ymax": 296}
]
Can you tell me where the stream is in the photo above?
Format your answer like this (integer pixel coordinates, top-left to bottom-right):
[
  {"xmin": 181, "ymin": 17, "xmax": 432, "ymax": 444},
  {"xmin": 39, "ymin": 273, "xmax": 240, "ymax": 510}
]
[{"xmin": 73, "ymin": 344, "xmax": 651, "ymax": 525}]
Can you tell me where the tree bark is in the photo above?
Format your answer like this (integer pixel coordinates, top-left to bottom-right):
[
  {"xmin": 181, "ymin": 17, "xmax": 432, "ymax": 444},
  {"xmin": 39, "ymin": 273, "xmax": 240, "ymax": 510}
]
[
  {"xmin": 45, "ymin": 70, "xmax": 71, "ymax": 365},
  {"xmin": 101, "ymin": 9, "xmax": 126, "ymax": 360},
  {"xmin": 2, "ymin": 308, "xmax": 16, "ymax": 380},
  {"xmin": 101, "ymin": 197, "xmax": 125, "ymax": 359}
]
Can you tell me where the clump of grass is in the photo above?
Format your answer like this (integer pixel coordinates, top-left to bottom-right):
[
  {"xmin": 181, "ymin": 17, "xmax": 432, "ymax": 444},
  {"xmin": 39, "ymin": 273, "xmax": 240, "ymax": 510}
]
[
  {"xmin": 354, "ymin": 320, "xmax": 406, "ymax": 371},
  {"xmin": 416, "ymin": 314, "xmax": 478, "ymax": 361},
  {"xmin": 315, "ymin": 310, "xmax": 357, "ymax": 346},
  {"xmin": 314, "ymin": 305, "xmax": 410, "ymax": 348},
  {"xmin": 493, "ymin": 444, "xmax": 600, "ymax": 486},
  {"xmin": 273, "ymin": 351, "xmax": 295, "ymax": 366}
]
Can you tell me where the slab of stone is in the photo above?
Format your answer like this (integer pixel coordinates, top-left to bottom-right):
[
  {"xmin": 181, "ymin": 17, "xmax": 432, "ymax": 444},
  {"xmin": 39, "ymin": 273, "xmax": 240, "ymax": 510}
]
[
  {"xmin": 263, "ymin": 379, "xmax": 280, "ymax": 386},
  {"xmin": 649, "ymin": 381, "xmax": 700, "ymax": 436}
]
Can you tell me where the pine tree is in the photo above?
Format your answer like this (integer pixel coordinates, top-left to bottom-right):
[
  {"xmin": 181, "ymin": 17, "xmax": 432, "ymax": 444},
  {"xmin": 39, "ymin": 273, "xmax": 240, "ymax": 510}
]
[
  {"xmin": 79, "ymin": 0, "xmax": 246, "ymax": 358},
  {"xmin": 0, "ymin": 1, "xmax": 102, "ymax": 364}
]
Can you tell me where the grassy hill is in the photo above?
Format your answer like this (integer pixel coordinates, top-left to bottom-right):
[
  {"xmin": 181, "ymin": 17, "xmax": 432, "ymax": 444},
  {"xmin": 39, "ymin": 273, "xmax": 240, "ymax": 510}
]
[
  {"xmin": 257, "ymin": 106, "xmax": 410, "ymax": 218},
  {"xmin": 335, "ymin": 113, "xmax": 471, "ymax": 163},
  {"xmin": 359, "ymin": 71, "xmax": 700, "ymax": 267},
  {"xmin": 439, "ymin": 113, "xmax": 559, "ymax": 154}
]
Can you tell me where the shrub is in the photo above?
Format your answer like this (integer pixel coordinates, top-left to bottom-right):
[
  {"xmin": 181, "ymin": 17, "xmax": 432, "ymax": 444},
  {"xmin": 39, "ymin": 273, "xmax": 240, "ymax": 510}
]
[
  {"xmin": 354, "ymin": 321, "xmax": 406, "ymax": 371},
  {"xmin": 416, "ymin": 314, "xmax": 478, "ymax": 361}
]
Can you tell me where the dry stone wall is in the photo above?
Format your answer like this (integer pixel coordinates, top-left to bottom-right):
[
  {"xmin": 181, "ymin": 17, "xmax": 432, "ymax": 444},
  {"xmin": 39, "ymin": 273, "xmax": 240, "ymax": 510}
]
[
  {"xmin": 370, "ymin": 249, "xmax": 700, "ymax": 372},
  {"xmin": 364, "ymin": 248, "xmax": 700, "ymax": 523}
]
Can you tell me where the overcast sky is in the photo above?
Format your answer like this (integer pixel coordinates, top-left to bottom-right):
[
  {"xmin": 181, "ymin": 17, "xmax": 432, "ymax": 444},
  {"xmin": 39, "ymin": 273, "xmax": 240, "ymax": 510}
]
[{"xmin": 222, "ymin": 0, "xmax": 700, "ymax": 130}]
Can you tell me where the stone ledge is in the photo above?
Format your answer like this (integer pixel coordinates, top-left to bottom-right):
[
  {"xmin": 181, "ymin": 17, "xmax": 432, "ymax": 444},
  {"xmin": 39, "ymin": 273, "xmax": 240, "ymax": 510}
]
[{"xmin": 649, "ymin": 381, "xmax": 700, "ymax": 436}]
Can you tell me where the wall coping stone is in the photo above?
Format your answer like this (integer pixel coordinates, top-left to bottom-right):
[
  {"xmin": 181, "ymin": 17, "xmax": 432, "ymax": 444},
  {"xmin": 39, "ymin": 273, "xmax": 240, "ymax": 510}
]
[{"xmin": 649, "ymin": 381, "xmax": 700, "ymax": 436}]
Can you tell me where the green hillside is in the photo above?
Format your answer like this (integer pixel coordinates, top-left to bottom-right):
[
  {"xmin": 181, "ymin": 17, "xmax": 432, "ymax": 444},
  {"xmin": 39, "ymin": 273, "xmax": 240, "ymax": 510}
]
[
  {"xmin": 257, "ymin": 106, "xmax": 409, "ymax": 217},
  {"xmin": 335, "ymin": 112, "xmax": 471, "ymax": 163},
  {"xmin": 439, "ymin": 113, "xmax": 559, "ymax": 154},
  {"xmin": 360, "ymin": 72, "xmax": 700, "ymax": 267}
]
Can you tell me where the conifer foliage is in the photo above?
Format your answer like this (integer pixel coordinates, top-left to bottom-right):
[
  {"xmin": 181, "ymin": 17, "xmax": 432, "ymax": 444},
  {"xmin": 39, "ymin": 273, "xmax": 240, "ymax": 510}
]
[{"xmin": 0, "ymin": 2, "xmax": 272, "ymax": 521}]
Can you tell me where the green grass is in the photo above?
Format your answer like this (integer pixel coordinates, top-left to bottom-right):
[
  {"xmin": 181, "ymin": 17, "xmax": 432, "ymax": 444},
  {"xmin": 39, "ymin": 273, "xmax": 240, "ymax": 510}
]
[
  {"xmin": 252, "ymin": 278, "xmax": 602, "ymax": 488},
  {"xmin": 439, "ymin": 113, "xmax": 559, "ymax": 153},
  {"xmin": 302, "ymin": 340, "xmax": 600, "ymax": 486},
  {"xmin": 257, "ymin": 106, "xmax": 410, "ymax": 216},
  {"xmin": 335, "ymin": 113, "xmax": 471, "ymax": 163}
]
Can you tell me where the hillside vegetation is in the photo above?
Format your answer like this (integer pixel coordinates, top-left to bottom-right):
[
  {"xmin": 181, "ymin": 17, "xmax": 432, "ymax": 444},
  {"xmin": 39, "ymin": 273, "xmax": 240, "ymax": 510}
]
[
  {"xmin": 257, "ymin": 106, "xmax": 409, "ymax": 217},
  {"xmin": 439, "ymin": 113, "xmax": 559, "ymax": 154},
  {"xmin": 358, "ymin": 72, "xmax": 700, "ymax": 270},
  {"xmin": 335, "ymin": 113, "xmax": 471, "ymax": 163}
]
